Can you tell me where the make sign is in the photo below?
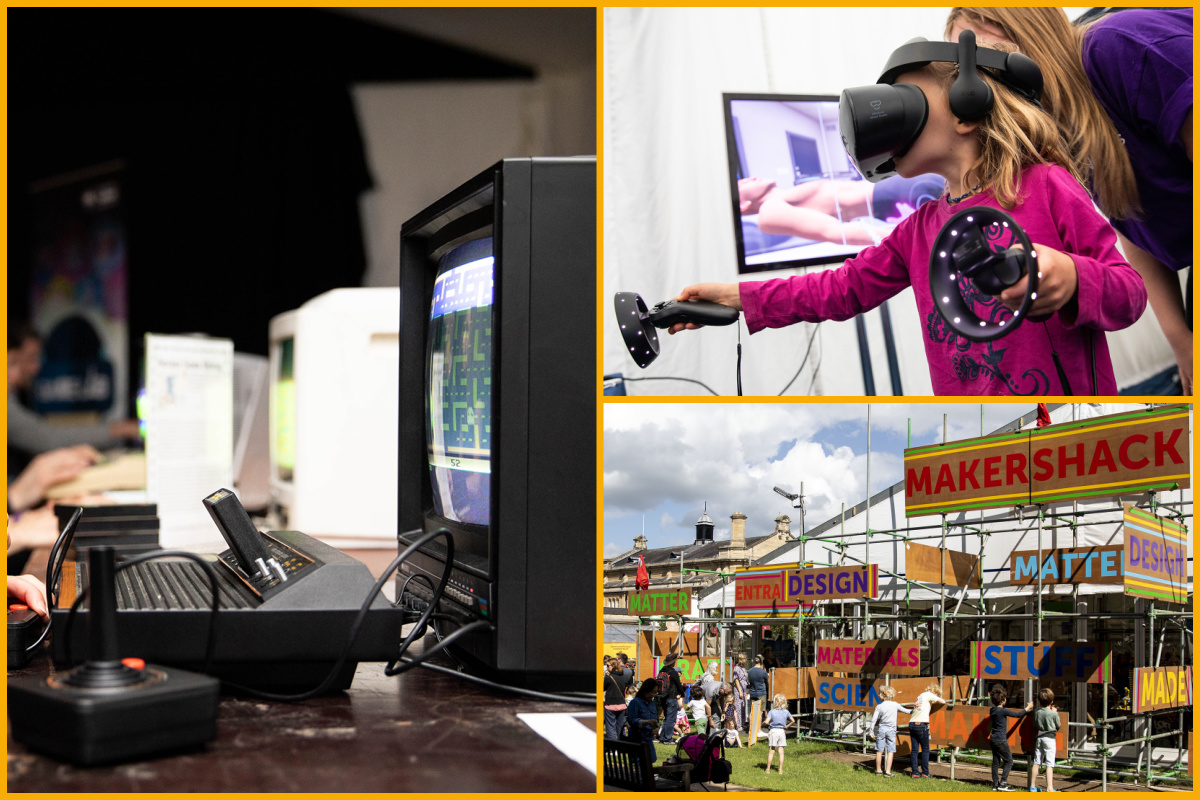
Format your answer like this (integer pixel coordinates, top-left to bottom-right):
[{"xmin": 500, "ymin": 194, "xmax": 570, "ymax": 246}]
[
  {"xmin": 1132, "ymin": 666, "xmax": 1192, "ymax": 713},
  {"xmin": 1009, "ymin": 545, "xmax": 1124, "ymax": 585},
  {"xmin": 626, "ymin": 589, "xmax": 692, "ymax": 616},
  {"xmin": 815, "ymin": 639, "xmax": 920, "ymax": 675},
  {"xmin": 927, "ymin": 705, "xmax": 1069, "ymax": 755},
  {"xmin": 1123, "ymin": 504, "xmax": 1189, "ymax": 604},
  {"xmin": 903, "ymin": 405, "xmax": 1189, "ymax": 517},
  {"xmin": 971, "ymin": 641, "xmax": 1112, "ymax": 683}
]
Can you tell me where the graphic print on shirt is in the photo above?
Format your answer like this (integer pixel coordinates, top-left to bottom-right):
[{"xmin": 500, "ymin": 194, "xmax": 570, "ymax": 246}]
[{"xmin": 925, "ymin": 277, "xmax": 1049, "ymax": 395}]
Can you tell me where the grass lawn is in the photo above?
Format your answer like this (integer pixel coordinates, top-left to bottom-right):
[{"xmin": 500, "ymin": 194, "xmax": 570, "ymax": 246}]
[{"xmin": 653, "ymin": 740, "xmax": 995, "ymax": 792}]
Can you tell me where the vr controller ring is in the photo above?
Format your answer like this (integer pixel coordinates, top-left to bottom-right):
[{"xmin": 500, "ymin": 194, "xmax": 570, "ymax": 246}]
[
  {"xmin": 928, "ymin": 206, "xmax": 1037, "ymax": 343},
  {"xmin": 614, "ymin": 292, "xmax": 661, "ymax": 369}
]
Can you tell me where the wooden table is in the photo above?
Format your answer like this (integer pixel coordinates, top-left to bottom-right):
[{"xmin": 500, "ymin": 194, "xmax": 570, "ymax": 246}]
[{"xmin": 655, "ymin": 758, "xmax": 694, "ymax": 790}]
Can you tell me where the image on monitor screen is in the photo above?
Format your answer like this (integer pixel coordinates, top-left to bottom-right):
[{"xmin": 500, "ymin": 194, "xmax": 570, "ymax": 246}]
[
  {"xmin": 725, "ymin": 94, "xmax": 945, "ymax": 274},
  {"xmin": 426, "ymin": 236, "xmax": 493, "ymax": 528},
  {"xmin": 272, "ymin": 336, "xmax": 295, "ymax": 482}
]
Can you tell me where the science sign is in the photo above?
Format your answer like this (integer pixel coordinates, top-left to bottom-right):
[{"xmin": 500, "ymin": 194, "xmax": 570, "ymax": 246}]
[
  {"xmin": 1122, "ymin": 504, "xmax": 1189, "ymax": 604},
  {"xmin": 971, "ymin": 641, "xmax": 1112, "ymax": 683},
  {"xmin": 927, "ymin": 705, "xmax": 1069, "ymax": 755},
  {"xmin": 1009, "ymin": 545, "xmax": 1124, "ymax": 585},
  {"xmin": 814, "ymin": 676, "xmax": 971, "ymax": 711},
  {"xmin": 1131, "ymin": 666, "xmax": 1192, "ymax": 714},
  {"xmin": 784, "ymin": 564, "xmax": 878, "ymax": 603},
  {"xmin": 815, "ymin": 639, "xmax": 920, "ymax": 675},
  {"xmin": 626, "ymin": 589, "xmax": 692, "ymax": 616},
  {"xmin": 904, "ymin": 405, "xmax": 1190, "ymax": 517}
]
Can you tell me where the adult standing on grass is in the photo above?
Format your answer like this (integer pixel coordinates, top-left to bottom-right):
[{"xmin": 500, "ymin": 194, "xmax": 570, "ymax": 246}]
[
  {"xmin": 603, "ymin": 659, "xmax": 630, "ymax": 741},
  {"xmin": 946, "ymin": 7, "xmax": 1194, "ymax": 394},
  {"xmin": 627, "ymin": 679, "xmax": 662, "ymax": 764},
  {"xmin": 746, "ymin": 654, "xmax": 770, "ymax": 743},
  {"xmin": 711, "ymin": 682, "xmax": 735, "ymax": 731},
  {"xmin": 906, "ymin": 682, "xmax": 949, "ymax": 779},
  {"xmin": 988, "ymin": 684, "xmax": 1035, "ymax": 791},
  {"xmin": 656, "ymin": 653, "xmax": 685, "ymax": 744},
  {"xmin": 732, "ymin": 653, "xmax": 749, "ymax": 730}
]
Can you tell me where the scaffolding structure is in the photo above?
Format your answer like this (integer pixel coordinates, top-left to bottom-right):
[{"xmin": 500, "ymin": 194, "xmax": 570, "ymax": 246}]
[{"xmin": 636, "ymin": 491, "xmax": 1193, "ymax": 790}]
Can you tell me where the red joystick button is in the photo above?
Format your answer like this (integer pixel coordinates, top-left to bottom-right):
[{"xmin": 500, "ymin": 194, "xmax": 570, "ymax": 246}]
[
  {"xmin": 121, "ymin": 657, "xmax": 146, "ymax": 670},
  {"xmin": 9, "ymin": 604, "xmax": 29, "ymax": 611}
]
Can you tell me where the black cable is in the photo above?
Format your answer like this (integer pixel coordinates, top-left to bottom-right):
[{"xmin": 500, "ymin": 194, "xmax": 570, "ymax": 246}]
[
  {"xmin": 23, "ymin": 507, "xmax": 82, "ymax": 654},
  {"xmin": 736, "ymin": 324, "xmax": 743, "ymax": 397},
  {"xmin": 404, "ymin": 659, "xmax": 597, "ymax": 706},
  {"xmin": 1042, "ymin": 322, "xmax": 1073, "ymax": 395},
  {"xmin": 396, "ymin": 571, "xmax": 466, "ymax": 670},
  {"xmin": 617, "ymin": 376, "xmax": 719, "ymax": 396},
  {"xmin": 61, "ymin": 551, "xmax": 221, "ymax": 674},
  {"xmin": 1089, "ymin": 327, "xmax": 1097, "ymax": 395},
  {"xmin": 222, "ymin": 528, "xmax": 455, "ymax": 702},
  {"xmin": 778, "ymin": 322, "xmax": 822, "ymax": 395}
]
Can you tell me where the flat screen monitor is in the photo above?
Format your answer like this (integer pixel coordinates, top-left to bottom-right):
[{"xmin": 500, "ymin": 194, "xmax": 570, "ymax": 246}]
[
  {"xmin": 724, "ymin": 93, "xmax": 945, "ymax": 274},
  {"xmin": 398, "ymin": 157, "xmax": 595, "ymax": 682}
]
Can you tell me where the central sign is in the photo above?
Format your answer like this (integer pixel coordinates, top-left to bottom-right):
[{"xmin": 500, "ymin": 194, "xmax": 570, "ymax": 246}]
[
  {"xmin": 815, "ymin": 639, "xmax": 920, "ymax": 675},
  {"xmin": 903, "ymin": 405, "xmax": 1190, "ymax": 517},
  {"xmin": 1009, "ymin": 545, "xmax": 1124, "ymax": 585},
  {"xmin": 971, "ymin": 641, "xmax": 1112, "ymax": 683},
  {"xmin": 784, "ymin": 564, "xmax": 878, "ymax": 602}
]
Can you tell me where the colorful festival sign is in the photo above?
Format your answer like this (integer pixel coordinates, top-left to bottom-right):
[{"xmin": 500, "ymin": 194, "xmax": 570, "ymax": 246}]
[
  {"xmin": 971, "ymin": 641, "xmax": 1112, "ymax": 683},
  {"xmin": 906, "ymin": 541, "xmax": 981, "ymax": 588},
  {"xmin": 815, "ymin": 639, "xmax": 920, "ymax": 675},
  {"xmin": 926, "ymin": 705, "xmax": 1068, "ymax": 755},
  {"xmin": 1009, "ymin": 545, "xmax": 1125, "ymax": 585},
  {"xmin": 1123, "ymin": 504, "xmax": 1190, "ymax": 603},
  {"xmin": 1132, "ymin": 666, "xmax": 1192, "ymax": 713},
  {"xmin": 784, "ymin": 564, "xmax": 878, "ymax": 603},
  {"xmin": 733, "ymin": 563, "xmax": 798, "ymax": 618},
  {"xmin": 626, "ymin": 589, "xmax": 692, "ymax": 616},
  {"xmin": 903, "ymin": 405, "xmax": 1190, "ymax": 517},
  {"xmin": 815, "ymin": 675, "xmax": 972, "ymax": 711}
]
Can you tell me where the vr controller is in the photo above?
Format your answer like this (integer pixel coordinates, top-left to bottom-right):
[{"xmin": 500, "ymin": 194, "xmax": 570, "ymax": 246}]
[
  {"xmin": 614, "ymin": 292, "xmax": 740, "ymax": 368},
  {"xmin": 929, "ymin": 206, "xmax": 1037, "ymax": 343}
]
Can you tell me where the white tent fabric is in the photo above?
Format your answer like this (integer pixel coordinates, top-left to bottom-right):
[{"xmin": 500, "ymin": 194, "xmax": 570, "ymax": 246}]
[{"xmin": 603, "ymin": 7, "xmax": 1176, "ymax": 396}]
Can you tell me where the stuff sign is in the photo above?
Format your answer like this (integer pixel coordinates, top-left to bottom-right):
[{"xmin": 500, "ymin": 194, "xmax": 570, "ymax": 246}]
[
  {"xmin": 904, "ymin": 405, "xmax": 1189, "ymax": 517},
  {"xmin": 971, "ymin": 641, "xmax": 1112, "ymax": 683}
]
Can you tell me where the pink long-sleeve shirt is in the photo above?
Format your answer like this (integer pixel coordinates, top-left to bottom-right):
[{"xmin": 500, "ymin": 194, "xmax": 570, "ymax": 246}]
[{"xmin": 740, "ymin": 164, "xmax": 1146, "ymax": 395}]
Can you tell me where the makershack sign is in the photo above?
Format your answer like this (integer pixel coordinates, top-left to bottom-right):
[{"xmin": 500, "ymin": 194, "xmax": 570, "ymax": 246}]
[{"xmin": 904, "ymin": 405, "xmax": 1190, "ymax": 517}]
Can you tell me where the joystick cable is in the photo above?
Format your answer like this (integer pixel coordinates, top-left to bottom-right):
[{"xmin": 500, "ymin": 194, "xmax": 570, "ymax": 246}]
[
  {"xmin": 776, "ymin": 322, "xmax": 822, "ymax": 396},
  {"xmin": 736, "ymin": 324, "xmax": 743, "ymax": 397},
  {"xmin": 24, "ymin": 506, "xmax": 83, "ymax": 654},
  {"xmin": 1041, "ymin": 322, "xmax": 1074, "ymax": 396}
]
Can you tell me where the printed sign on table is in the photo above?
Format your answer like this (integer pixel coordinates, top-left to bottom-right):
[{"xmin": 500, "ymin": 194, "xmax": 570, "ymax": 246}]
[
  {"xmin": 1123, "ymin": 504, "xmax": 1189, "ymax": 604},
  {"xmin": 815, "ymin": 639, "xmax": 920, "ymax": 675},
  {"xmin": 971, "ymin": 641, "xmax": 1112, "ymax": 683},
  {"xmin": 1009, "ymin": 545, "xmax": 1125, "ymax": 585}
]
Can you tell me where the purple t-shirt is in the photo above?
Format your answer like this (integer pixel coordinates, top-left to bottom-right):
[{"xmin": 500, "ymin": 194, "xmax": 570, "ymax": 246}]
[
  {"xmin": 1081, "ymin": 8, "xmax": 1193, "ymax": 271},
  {"xmin": 739, "ymin": 164, "xmax": 1147, "ymax": 395}
]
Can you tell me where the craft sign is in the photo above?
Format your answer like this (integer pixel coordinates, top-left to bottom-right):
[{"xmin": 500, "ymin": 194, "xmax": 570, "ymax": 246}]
[
  {"xmin": 1132, "ymin": 666, "xmax": 1192, "ymax": 713},
  {"xmin": 1123, "ymin": 504, "xmax": 1190, "ymax": 603},
  {"xmin": 903, "ymin": 405, "xmax": 1190, "ymax": 517},
  {"xmin": 784, "ymin": 565, "xmax": 878, "ymax": 602},
  {"xmin": 626, "ymin": 589, "xmax": 692, "ymax": 616},
  {"xmin": 1009, "ymin": 546, "xmax": 1124, "ymax": 585},
  {"xmin": 971, "ymin": 641, "xmax": 1112, "ymax": 683},
  {"xmin": 927, "ymin": 705, "xmax": 1069, "ymax": 755},
  {"xmin": 815, "ymin": 639, "xmax": 920, "ymax": 675}
]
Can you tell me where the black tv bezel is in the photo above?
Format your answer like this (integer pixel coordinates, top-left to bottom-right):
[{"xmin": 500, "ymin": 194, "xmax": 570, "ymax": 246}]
[{"xmin": 724, "ymin": 91, "xmax": 869, "ymax": 275}]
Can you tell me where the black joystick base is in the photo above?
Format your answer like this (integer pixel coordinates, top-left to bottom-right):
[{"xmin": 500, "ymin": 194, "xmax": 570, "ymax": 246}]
[
  {"xmin": 8, "ymin": 604, "xmax": 41, "ymax": 670},
  {"xmin": 61, "ymin": 659, "xmax": 152, "ymax": 689}
]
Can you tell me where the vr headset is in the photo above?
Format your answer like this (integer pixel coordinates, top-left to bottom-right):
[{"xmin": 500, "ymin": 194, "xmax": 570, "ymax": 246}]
[{"xmin": 839, "ymin": 30, "xmax": 1043, "ymax": 181}]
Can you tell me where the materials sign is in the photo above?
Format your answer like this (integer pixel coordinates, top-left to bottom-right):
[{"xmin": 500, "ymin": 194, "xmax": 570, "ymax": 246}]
[
  {"xmin": 1132, "ymin": 666, "xmax": 1192, "ymax": 713},
  {"xmin": 1122, "ymin": 503, "xmax": 1189, "ymax": 604},
  {"xmin": 970, "ymin": 641, "xmax": 1112, "ymax": 683},
  {"xmin": 903, "ymin": 405, "xmax": 1189, "ymax": 517},
  {"xmin": 815, "ymin": 639, "xmax": 920, "ymax": 675},
  {"xmin": 626, "ymin": 589, "xmax": 692, "ymax": 616},
  {"xmin": 1009, "ymin": 545, "xmax": 1124, "ymax": 585}
]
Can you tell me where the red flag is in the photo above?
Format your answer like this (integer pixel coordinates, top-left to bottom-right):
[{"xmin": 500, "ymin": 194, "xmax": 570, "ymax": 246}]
[
  {"xmin": 635, "ymin": 553, "xmax": 650, "ymax": 591},
  {"xmin": 1036, "ymin": 403, "xmax": 1051, "ymax": 428}
]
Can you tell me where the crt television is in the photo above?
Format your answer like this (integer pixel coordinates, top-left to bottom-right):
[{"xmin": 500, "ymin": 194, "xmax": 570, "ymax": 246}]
[
  {"xmin": 397, "ymin": 157, "xmax": 595, "ymax": 683},
  {"xmin": 724, "ymin": 93, "xmax": 945, "ymax": 274}
]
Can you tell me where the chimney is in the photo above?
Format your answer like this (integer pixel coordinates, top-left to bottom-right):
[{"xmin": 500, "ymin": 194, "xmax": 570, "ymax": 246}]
[
  {"xmin": 694, "ymin": 502, "xmax": 714, "ymax": 545},
  {"xmin": 633, "ymin": 534, "xmax": 647, "ymax": 551},
  {"xmin": 730, "ymin": 512, "xmax": 747, "ymax": 547},
  {"xmin": 775, "ymin": 515, "xmax": 792, "ymax": 539}
]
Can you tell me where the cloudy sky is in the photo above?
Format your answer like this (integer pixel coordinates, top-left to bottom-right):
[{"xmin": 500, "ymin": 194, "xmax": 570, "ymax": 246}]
[{"xmin": 603, "ymin": 402, "xmax": 1046, "ymax": 559}]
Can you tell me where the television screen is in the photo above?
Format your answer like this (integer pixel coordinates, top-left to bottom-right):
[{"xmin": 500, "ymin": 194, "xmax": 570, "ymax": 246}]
[
  {"xmin": 272, "ymin": 336, "xmax": 295, "ymax": 482},
  {"xmin": 426, "ymin": 236, "xmax": 493, "ymax": 528},
  {"xmin": 725, "ymin": 93, "xmax": 945, "ymax": 274}
]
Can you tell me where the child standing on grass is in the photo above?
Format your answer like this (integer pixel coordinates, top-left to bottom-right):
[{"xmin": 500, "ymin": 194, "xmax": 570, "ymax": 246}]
[
  {"xmin": 764, "ymin": 694, "xmax": 795, "ymax": 775},
  {"xmin": 989, "ymin": 685, "xmax": 1035, "ymax": 791},
  {"xmin": 869, "ymin": 685, "xmax": 910, "ymax": 777},
  {"xmin": 1029, "ymin": 688, "xmax": 1061, "ymax": 792},
  {"xmin": 688, "ymin": 680, "xmax": 711, "ymax": 737}
]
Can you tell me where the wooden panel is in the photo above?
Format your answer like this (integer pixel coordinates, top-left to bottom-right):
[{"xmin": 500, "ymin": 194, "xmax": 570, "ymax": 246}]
[
  {"xmin": 906, "ymin": 541, "xmax": 981, "ymax": 588},
  {"xmin": 971, "ymin": 641, "xmax": 1111, "ymax": 683},
  {"xmin": 783, "ymin": 564, "xmax": 877, "ymax": 602},
  {"xmin": 1123, "ymin": 504, "xmax": 1189, "ymax": 603},
  {"xmin": 57, "ymin": 561, "xmax": 77, "ymax": 608},
  {"xmin": 636, "ymin": 631, "xmax": 699, "ymax": 681},
  {"xmin": 1010, "ymin": 545, "xmax": 1124, "ymax": 585},
  {"xmin": 770, "ymin": 667, "xmax": 817, "ymax": 700},
  {"xmin": 903, "ymin": 405, "xmax": 1190, "ymax": 516},
  {"xmin": 814, "ymin": 639, "xmax": 920, "ymax": 675},
  {"xmin": 887, "ymin": 675, "xmax": 973, "ymax": 704},
  {"xmin": 1132, "ymin": 666, "xmax": 1192, "ymax": 713},
  {"xmin": 926, "ymin": 705, "xmax": 1069, "ymax": 755},
  {"xmin": 626, "ymin": 589, "xmax": 692, "ymax": 616}
]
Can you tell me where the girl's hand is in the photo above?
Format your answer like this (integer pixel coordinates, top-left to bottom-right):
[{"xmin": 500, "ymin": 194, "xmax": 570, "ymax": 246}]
[
  {"xmin": 7, "ymin": 574, "xmax": 50, "ymax": 619},
  {"xmin": 998, "ymin": 244, "xmax": 1078, "ymax": 320},
  {"xmin": 667, "ymin": 283, "xmax": 743, "ymax": 334}
]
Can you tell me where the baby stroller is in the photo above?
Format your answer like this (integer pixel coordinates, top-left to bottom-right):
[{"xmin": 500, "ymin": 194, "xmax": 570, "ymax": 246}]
[{"xmin": 675, "ymin": 730, "xmax": 733, "ymax": 790}]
